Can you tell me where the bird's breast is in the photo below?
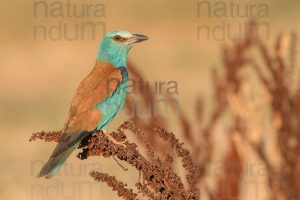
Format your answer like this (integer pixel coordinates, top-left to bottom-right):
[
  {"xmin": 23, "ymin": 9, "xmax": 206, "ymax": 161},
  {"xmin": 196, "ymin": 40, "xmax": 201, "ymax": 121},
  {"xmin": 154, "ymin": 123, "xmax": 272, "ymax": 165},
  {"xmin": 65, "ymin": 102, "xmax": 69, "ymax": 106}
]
[{"xmin": 95, "ymin": 67, "xmax": 128, "ymax": 130}]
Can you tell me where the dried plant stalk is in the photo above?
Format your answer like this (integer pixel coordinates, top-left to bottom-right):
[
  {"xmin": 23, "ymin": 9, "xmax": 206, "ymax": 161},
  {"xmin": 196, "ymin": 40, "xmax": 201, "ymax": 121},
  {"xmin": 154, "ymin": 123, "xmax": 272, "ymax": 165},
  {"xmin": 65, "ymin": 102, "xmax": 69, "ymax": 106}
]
[{"xmin": 31, "ymin": 121, "xmax": 200, "ymax": 200}]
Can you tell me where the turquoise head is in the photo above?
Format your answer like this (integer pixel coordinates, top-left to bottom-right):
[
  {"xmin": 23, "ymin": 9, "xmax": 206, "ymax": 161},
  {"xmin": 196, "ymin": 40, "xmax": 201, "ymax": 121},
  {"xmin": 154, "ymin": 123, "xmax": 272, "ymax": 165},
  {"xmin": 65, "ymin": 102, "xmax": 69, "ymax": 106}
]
[{"xmin": 97, "ymin": 30, "xmax": 148, "ymax": 67}]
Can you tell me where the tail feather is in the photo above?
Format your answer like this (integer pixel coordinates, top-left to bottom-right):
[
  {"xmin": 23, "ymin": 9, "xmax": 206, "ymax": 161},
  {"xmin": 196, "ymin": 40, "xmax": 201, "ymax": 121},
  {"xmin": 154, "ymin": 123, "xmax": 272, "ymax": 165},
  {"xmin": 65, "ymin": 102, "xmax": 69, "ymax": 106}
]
[
  {"xmin": 38, "ymin": 145, "xmax": 77, "ymax": 178},
  {"xmin": 38, "ymin": 131, "xmax": 90, "ymax": 178}
]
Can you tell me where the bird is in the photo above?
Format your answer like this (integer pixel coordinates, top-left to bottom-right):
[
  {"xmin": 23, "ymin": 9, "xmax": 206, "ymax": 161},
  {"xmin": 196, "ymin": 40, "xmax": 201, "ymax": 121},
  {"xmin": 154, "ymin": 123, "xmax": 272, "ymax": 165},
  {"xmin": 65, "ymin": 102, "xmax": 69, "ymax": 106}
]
[{"xmin": 38, "ymin": 30, "xmax": 148, "ymax": 178}]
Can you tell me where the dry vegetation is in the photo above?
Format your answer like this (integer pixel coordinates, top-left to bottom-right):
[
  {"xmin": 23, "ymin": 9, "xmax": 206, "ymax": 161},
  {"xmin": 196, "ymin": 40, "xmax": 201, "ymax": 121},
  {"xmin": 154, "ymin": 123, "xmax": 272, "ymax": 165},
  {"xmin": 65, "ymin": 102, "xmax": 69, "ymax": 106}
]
[{"xmin": 30, "ymin": 21, "xmax": 300, "ymax": 199}]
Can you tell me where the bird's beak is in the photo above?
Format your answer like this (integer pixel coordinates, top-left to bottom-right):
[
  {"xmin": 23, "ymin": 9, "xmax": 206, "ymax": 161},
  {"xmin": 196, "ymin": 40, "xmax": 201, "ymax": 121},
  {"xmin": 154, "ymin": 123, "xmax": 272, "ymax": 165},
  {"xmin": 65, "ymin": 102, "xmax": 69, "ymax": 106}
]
[{"xmin": 132, "ymin": 34, "xmax": 149, "ymax": 43}]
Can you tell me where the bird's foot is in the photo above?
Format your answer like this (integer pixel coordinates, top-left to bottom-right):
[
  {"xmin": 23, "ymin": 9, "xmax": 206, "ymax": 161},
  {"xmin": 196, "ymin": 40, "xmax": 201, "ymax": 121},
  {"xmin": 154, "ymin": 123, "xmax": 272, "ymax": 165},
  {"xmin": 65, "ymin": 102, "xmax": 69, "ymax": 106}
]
[{"xmin": 102, "ymin": 129, "xmax": 126, "ymax": 148}]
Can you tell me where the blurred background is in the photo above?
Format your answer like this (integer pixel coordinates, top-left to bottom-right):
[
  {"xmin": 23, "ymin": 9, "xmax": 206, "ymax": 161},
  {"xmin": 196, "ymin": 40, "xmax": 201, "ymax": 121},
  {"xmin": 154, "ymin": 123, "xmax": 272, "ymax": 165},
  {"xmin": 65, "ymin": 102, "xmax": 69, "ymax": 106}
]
[{"xmin": 1, "ymin": 0, "xmax": 300, "ymax": 199}]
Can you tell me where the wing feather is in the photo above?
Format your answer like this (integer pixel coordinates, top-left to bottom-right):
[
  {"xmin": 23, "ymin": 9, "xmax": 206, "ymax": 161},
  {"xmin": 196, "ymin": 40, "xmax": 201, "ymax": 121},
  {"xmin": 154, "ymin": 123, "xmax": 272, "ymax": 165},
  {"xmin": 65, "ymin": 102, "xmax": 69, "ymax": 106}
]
[
  {"xmin": 51, "ymin": 62, "xmax": 122, "ymax": 157},
  {"xmin": 63, "ymin": 61, "xmax": 123, "ymax": 133}
]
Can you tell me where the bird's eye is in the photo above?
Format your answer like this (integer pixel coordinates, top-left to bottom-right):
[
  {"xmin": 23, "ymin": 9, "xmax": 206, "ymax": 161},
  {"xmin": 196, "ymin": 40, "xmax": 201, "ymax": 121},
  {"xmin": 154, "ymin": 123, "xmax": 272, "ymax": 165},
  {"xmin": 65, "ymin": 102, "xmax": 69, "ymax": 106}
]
[{"xmin": 113, "ymin": 35, "xmax": 123, "ymax": 42}]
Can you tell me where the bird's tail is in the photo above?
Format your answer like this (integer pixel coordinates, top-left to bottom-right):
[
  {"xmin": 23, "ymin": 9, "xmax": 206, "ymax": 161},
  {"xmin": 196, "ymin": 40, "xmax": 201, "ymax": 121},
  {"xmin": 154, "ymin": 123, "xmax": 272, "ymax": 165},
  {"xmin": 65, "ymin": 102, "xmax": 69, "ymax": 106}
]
[{"xmin": 37, "ymin": 145, "xmax": 77, "ymax": 179}]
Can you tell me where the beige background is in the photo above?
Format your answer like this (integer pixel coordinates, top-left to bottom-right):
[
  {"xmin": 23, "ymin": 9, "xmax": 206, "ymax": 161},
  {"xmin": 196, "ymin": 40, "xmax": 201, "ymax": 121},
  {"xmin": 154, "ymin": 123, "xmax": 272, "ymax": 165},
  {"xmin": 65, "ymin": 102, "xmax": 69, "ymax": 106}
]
[{"xmin": 0, "ymin": 0, "xmax": 299, "ymax": 199}]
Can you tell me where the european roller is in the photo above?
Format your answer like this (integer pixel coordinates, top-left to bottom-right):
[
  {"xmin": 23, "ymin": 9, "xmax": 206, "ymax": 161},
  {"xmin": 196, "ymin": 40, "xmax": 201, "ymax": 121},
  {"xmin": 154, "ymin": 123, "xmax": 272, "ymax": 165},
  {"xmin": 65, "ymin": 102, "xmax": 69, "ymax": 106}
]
[{"xmin": 38, "ymin": 30, "xmax": 148, "ymax": 178}]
